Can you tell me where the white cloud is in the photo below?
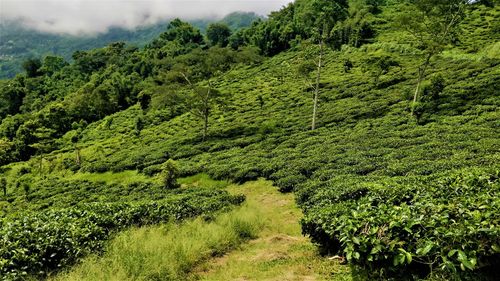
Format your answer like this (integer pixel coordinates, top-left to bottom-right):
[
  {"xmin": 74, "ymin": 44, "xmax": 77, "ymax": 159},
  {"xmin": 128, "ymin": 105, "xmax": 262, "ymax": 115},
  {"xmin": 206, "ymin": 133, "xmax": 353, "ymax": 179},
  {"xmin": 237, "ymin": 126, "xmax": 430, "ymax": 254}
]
[{"xmin": 0, "ymin": 0, "xmax": 292, "ymax": 35}]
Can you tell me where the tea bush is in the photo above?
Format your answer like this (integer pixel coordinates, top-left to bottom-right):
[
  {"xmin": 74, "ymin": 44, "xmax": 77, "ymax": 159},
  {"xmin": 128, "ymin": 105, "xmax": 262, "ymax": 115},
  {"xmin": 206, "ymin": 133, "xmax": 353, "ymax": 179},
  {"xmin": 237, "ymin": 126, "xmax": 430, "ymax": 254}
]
[
  {"xmin": 0, "ymin": 188, "xmax": 244, "ymax": 279},
  {"xmin": 301, "ymin": 169, "xmax": 500, "ymax": 278}
]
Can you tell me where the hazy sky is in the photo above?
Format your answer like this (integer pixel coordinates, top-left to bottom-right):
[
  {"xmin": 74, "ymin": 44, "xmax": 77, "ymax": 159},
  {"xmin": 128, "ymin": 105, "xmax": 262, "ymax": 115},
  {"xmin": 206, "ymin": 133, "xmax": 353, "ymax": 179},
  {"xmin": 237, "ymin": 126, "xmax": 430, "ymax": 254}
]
[{"xmin": 0, "ymin": 0, "xmax": 292, "ymax": 35}]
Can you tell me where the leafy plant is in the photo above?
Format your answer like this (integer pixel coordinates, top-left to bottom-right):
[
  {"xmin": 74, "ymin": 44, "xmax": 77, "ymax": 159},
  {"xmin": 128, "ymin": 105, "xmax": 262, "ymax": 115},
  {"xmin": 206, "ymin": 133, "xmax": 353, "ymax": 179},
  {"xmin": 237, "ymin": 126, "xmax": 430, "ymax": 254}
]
[{"xmin": 161, "ymin": 159, "xmax": 181, "ymax": 189}]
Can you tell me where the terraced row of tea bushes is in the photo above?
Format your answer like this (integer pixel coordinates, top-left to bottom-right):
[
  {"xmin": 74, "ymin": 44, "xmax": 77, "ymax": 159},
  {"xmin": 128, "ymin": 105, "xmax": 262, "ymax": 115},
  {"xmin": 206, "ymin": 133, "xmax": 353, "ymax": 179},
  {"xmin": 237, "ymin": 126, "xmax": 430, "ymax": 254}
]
[
  {"xmin": 181, "ymin": 114, "xmax": 500, "ymax": 188},
  {"xmin": 0, "ymin": 189, "xmax": 245, "ymax": 280},
  {"xmin": 47, "ymin": 47, "xmax": 499, "ymax": 181},
  {"xmin": 300, "ymin": 169, "xmax": 500, "ymax": 279},
  {"xmin": 1, "ymin": 178, "xmax": 167, "ymax": 217}
]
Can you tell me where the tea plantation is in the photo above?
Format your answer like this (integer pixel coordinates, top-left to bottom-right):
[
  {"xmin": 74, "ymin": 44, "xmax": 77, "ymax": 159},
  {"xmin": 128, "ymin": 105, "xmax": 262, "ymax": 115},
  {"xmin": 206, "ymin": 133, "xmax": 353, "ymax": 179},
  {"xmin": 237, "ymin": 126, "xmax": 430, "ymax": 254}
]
[{"xmin": 0, "ymin": 0, "xmax": 499, "ymax": 280}]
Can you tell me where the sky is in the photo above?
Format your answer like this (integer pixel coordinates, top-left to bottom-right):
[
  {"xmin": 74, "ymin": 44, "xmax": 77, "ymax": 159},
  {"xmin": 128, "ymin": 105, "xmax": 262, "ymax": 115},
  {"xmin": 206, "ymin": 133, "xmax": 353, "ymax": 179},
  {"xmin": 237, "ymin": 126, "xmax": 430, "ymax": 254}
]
[{"xmin": 0, "ymin": 0, "xmax": 293, "ymax": 35}]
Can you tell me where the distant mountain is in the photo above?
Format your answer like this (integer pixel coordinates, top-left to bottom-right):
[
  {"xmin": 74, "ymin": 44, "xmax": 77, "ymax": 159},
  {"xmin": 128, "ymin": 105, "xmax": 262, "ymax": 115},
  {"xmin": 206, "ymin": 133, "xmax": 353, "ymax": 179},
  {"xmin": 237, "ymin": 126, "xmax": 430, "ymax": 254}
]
[
  {"xmin": 191, "ymin": 12, "xmax": 264, "ymax": 32},
  {"xmin": 0, "ymin": 12, "xmax": 262, "ymax": 79},
  {"xmin": 218, "ymin": 11, "xmax": 264, "ymax": 30}
]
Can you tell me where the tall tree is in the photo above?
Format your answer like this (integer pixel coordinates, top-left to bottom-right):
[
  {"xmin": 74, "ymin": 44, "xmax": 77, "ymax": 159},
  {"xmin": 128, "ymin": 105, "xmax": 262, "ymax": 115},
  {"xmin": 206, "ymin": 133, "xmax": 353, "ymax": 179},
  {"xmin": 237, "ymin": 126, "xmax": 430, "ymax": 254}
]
[
  {"xmin": 206, "ymin": 23, "xmax": 232, "ymax": 47},
  {"xmin": 0, "ymin": 80, "xmax": 25, "ymax": 118},
  {"xmin": 158, "ymin": 19, "xmax": 205, "ymax": 46},
  {"xmin": 0, "ymin": 138, "xmax": 16, "ymax": 166},
  {"xmin": 22, "ymin": 58, "xmax": 42, "ymax": 78},
  {"xmin": 40, "ymin": 56, "xmax": 68, "ymax": 76},
  {"xmin": 296, "ymin": 0, "xmax": 349, "ymax": 130},
  {"xmin": 398, "ymin": 0, "xmax": 469, "ymax": 116},
  {"xmin": 189, "ymin": 85, "xmax": 226, "ymax": 141},
  {"xmin": 173, "ymin": 48, "xmax": 233, "ymax": 140}
]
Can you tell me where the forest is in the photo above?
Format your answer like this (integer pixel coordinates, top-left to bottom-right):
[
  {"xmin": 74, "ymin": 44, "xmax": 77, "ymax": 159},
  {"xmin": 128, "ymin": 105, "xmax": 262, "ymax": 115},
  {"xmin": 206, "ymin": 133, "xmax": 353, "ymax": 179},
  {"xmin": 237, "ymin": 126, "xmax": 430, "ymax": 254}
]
[
  {"xmin": 0, "ymin": 0, "xmax": 499, "ymax": 280},
  {"xmin": 0, "ymin": 11, "xmax": 262, "ymax": 79}
]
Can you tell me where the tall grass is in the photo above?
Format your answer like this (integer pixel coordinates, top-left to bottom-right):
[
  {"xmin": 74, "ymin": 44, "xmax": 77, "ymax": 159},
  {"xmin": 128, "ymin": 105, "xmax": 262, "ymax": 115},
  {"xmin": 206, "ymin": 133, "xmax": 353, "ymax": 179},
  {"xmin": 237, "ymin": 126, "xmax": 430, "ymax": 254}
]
[{"xmin": 52, "ymin": 200, "xmax": 263, "ymax": 281}]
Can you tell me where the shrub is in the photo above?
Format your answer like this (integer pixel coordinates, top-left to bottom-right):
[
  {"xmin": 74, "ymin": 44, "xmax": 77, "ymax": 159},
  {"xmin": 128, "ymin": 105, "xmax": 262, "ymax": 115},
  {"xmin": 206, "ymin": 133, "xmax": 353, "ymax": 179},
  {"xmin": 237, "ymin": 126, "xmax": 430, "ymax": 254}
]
[
  {"xmin": 161, "ymin": 159, "xmax": 180, "ymax": 189},
  {"xmin": 301, "ymin": 170, "xmax": 500, "ymax": 279}
]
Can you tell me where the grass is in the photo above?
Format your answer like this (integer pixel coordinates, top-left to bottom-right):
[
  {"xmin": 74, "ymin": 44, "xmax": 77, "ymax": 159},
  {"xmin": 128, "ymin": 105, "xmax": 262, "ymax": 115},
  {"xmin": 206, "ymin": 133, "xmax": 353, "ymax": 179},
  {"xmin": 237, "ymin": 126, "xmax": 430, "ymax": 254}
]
[
  {"xmin": 190, "ymin": 180, "xmax": 354, "ymax": 281},
  {"xmin": 51, "ymin": 178, "xmax": 353, "ymax": 281},
  {"xmin": 51, "ymin": 181, "xmax": 263, "ymax": 281}
]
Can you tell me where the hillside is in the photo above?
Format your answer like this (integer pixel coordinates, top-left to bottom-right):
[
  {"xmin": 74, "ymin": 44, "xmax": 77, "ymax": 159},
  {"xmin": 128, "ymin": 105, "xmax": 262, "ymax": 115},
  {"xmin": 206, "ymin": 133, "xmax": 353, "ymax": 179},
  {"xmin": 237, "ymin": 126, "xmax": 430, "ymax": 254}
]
[
  {"xmin": 0, "ymin": 12, "xmax": 262, "ymax": 79},
  {"xmin": 0, "ymin": 0, "xmax": 499, "ymax": 280}
]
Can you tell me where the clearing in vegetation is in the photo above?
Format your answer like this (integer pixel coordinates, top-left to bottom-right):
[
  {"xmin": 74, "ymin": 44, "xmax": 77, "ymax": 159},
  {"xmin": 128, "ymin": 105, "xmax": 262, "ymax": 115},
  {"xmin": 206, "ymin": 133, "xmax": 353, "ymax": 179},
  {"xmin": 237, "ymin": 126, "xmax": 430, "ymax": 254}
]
[{"xmin": 191, "ymin": 180, "xmax": 353, "ymax": 281}]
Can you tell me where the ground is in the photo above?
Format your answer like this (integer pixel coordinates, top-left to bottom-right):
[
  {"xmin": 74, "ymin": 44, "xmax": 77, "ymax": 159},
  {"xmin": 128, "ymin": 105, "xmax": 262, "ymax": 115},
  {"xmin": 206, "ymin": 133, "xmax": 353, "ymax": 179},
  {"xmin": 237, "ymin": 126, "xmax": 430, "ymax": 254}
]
[{"xmin": 190, "ymin": 180, "xmax": 352, "ymax": 281}]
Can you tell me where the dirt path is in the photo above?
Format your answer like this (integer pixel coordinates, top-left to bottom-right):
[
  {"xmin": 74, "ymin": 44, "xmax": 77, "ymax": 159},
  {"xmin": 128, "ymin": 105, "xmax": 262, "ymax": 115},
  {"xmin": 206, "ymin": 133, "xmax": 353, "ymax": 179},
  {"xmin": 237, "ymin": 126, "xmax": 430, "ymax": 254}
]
[{"xmin": 189, "ymin": 179, "xmax": 351, "ymax": 281}]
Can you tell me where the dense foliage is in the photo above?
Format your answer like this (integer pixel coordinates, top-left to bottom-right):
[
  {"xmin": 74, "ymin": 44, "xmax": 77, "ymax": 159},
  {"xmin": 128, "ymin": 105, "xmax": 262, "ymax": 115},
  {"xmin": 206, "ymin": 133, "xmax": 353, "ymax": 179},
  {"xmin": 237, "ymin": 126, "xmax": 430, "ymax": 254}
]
[
  {"xmin": 301, "ymin": 169, "xmax": 500, "ymax": 278},
  {"xmin": 0, "ymin": 0, "xmax": 499, "ymax": 280},
  {"xmin": 0, "ymin": 12, "xmax": 261, "ymax": 79}
]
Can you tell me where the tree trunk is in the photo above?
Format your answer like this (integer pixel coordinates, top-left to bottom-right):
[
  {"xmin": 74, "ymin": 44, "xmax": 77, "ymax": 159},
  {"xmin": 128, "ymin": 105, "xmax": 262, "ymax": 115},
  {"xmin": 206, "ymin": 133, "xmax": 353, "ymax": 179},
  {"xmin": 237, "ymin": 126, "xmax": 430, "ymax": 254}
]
[
  {"xmin": 39, "ymin": 155, "xmax": 43, "ymax": 175},
  {"xmin": 312, "ymin": 38, "xmax": 324, "ymax": 131},
  {"xmin": 203, "ymin": 110, "xmax": 209, "ymax": 141},
  {"xmin": 410, "ymin": 52, "xmax": 433, "ymax": 117},
  {"xmin": 75, "ymin": 147, "xmax": 81, "ymax": 166},
  {"xmin": 202, "ymin": 86, "xmax": 211, "ymax": 141},
  {"xmin": 411, "ymin": 71, "xmax": 424, "ymax": 116}
]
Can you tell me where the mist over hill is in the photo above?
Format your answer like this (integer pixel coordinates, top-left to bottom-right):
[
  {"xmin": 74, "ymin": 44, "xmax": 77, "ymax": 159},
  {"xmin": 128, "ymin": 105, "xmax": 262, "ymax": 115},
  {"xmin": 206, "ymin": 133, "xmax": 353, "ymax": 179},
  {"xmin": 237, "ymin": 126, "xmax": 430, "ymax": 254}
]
[{"xmin": 0, "ymin": 12, "xmax": 262, "ymax": 79}]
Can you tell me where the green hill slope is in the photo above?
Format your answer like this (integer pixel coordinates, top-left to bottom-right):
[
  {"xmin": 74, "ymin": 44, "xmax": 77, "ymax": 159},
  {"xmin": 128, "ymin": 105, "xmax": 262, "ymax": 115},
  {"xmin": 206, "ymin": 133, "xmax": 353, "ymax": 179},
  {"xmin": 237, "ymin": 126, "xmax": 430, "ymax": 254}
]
[{"xmin": 0, "ymin": 1, "xmax": 499, "ymax": 280}]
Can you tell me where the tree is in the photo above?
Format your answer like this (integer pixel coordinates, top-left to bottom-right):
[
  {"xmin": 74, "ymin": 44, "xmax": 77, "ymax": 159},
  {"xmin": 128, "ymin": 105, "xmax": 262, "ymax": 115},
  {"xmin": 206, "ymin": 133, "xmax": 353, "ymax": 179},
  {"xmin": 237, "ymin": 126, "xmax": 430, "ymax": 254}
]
[
  {"xmin": 0, "ymin": 80, "xmax": 25, "ymax": 118},
  {"xmin": 476, "ymin": 0, "xmax": 495, "ymax": 7},
  {"xmin": 0, "ymin": 114, "xmax": 26, "ymax": 140},
  {"xmin": 134, "ymin": 116, "xmax": 144, "ymax": 136},
  {"xmin": 398, "ymin": 0, "xmax": 469, "ymax": 117},
  {"xmin": 296, "ymin": 0, "xmax": 349, "ymax": 130},
  {"xmin": 246, "ymin": 4, "xmax": 298, "ymax": 56},
  {"xmin": 190, "ymin": 85, "xmax": 227, "ymax": 141},
  {"xmin": 228, "ymin": 29, "xmax": 247, "ymax": 50},
  {"xmin": 138, "ymin": 91, "xmax": 152, "ymax": 111},
  {"xmin": 173, "ymin": 48, "xmax": 233, "ymax": 140},
  {"xmin": 157, "ymin": 19, "xmax": 204, "ymax": 46},
  {"xmin": 15, "ymin": 120, "xmax": 38, "ymax": 160},
  {"xmin": 30, "ymin": 125, "xmax": 57, "ymax": 175},
  {"xmin": 414, "ymin": 74, "xmax": 446, "ymax": 122},
  {"xmin": 22, "ymin": 58, "xmax": 42, "ymax": 78},
  {"xmin": 206, "ymin": 23, "xmax": 232, "ymax": 47},
  {"xmin": 363, "ymin": 53, "xmax": 400, "ymax": 86},
  {"xmin": 40, "ymin": 56, "xmax": 68, "ymax": 76},
  {"xmin": 0, "ymin": 138, "xmax": 16, "ymax": 166},
  {"xmin": 147, "ymin": 85, "xmax": 186, "ymax": 118},
  {"xmin": 23, "ymin": 181, "xmax": 30, "ymax": 200},
  {"xmin": 234, "ymin": 46, "xmax": 262, "ymax": 65},
  {"xmin": 330, "ymin": 0, "xmax": 378, "ymax": 50},
  {"xmin": 366, "ymin": 0, "xmax": 386, "ymax": 14},
  {"xmin": 297, "ymin": 45, "xmax": 319, "ymax": 96},
  {"xmin": 17, "ymin": 175, "xmax": 33, "ymax": 200},
  {"xmin": 72, "ymin": 50, "xmax": 107, "ymax": 74},
  {"xmin": 38, "ymin": 103, "xmax": 71, "ymax": 135},
  {"xmin": 0, "ymin": 177, "xmax": 7, "ymax": 197},
  {"xmin": 343, "ymin": 59, "xmax": 353, "ymax": 73}
]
